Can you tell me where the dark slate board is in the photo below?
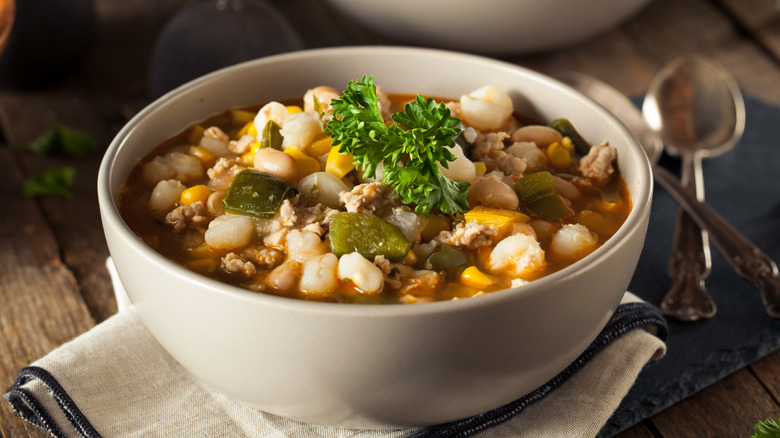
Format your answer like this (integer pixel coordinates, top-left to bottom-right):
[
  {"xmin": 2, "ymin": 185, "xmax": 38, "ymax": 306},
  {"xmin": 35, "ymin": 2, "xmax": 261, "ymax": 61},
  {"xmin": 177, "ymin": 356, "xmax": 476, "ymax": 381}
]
[{"xmin": 599, "ymin": 95, "xmax": 780, "ymax": 436}]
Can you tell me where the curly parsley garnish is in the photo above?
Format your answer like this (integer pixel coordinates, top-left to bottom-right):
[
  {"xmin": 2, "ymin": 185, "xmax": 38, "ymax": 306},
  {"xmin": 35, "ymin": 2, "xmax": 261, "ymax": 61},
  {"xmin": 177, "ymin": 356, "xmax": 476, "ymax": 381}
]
[
  {"xmin": 753, "ymin": 417, "xmax": 780, "ymax": 438},
  {"xmin": 325, "ymin": 76, "xmax": 469, "ymax": 216}
]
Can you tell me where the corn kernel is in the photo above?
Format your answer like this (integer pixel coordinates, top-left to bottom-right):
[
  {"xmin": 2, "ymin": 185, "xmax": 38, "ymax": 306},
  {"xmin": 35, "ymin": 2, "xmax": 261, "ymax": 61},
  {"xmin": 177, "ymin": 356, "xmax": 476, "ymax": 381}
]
[
  {"xmin": 547, "ymin": 142, "xmax": 573, "ymax": 169},
  {"xmin": 185, "ymin": 242, "xmax": 213, "ymax": 259},
  {"xmin": 474, "ymin": 161, "xmax": 487, "ymax": 176},
  {"xmin": 464, "ymin": 205, "xmax": 530, "ymax": 237},
  {"xmin": 576, "ymin": 210, "xmax": 611, "ymax": 237},
  {"xmin": 420, "ymin": 214, "xmax": 450, "ymax": 242},
  {"xmin": 308, "ymin": 135, "xmax": 334, "ymax": 157},
  {"xmin": 239, "ymin": 152, "xmax": 253, "ymax": 166},
  {"xmin": 295, "ymin": 156, "xmax": 321, "ymax": 180},
  {"xmin": 237, "ymin": 121, "xmax": 258, "ymax": 138},
  {"xmin": 180, "ymin": 184, "xmax": 212, "ymax": 206},
  {"xmin": 460, "ymin": 266, "xmax": 496, "ymax": 289},
  {"xmin": 560, "ymin": 136, "xmax": 574, "ymax": 151},
  {"xmin": 286, "ymin": 105, "xmax": 303, "ymax": 114},
  {"xmin": 325, "ymin": 145, "xmax": 355, "ymax": 178},
  {"xmin": 230, "ymin": 109, "xmax": 255, "ymax": 125},
  {"xmin": 403, "ymin": 250, "xmax": 418, "ymax": 266},
  {"xmin": 593, "ymin": 199, "xmax": 623, "ymax": 213},
  {"xmin": 284, "ymin": 146, "xmax": 309, "ymax": 160},
  {"xmin": 187, "ymin": 258, "xmax": 218, "ymax": 273},
  {"xmin": 188, "ymin": 145, "xmax": 216, "ymax": 167},
  {"xmin": 187, "ymin": 125, "xmax": 205, "ymax": 145}
]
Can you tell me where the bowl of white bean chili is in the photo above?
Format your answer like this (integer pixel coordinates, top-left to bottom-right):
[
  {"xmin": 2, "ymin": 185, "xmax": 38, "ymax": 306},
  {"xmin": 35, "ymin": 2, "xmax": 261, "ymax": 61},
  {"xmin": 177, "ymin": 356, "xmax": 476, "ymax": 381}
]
[{"xmin": 98, "ymin": 46, "xmax": 652, "ymax": 428}]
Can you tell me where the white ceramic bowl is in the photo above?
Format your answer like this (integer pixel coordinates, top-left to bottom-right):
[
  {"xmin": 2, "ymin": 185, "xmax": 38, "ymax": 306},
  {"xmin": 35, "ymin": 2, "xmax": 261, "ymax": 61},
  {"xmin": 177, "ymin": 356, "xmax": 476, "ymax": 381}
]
[
  {"xmin": 326, "ymin": 0, "xmax": 652, "ymax": 55},
  {"xmin": 98, "ymin": 46, "xmax": 652, "ymax": 428}
]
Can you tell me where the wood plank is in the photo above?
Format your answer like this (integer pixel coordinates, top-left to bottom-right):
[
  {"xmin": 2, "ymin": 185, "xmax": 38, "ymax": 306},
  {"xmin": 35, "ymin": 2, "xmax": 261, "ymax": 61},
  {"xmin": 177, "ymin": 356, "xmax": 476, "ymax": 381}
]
[
  {"xmin": 0, "ymin": 93, "xmax": 116, "ymax": 323},
  {"xmin": 650, "ymin": 368, "xmax": 780, "ymax": 437},
  {"xmin": 614, "ymin": 421, "xmax": 657, "ymax": 438},
  {"xmin": 715, "ymin": 0, "xmax": 780, "ymax": 61},
  {"xmin": 0, "ymin": 147, "xmax": 95, "ymax": 438},
  {"xmin": 750, "ymin": 349, "xmax": 780, "ymax": 409},
  {"xmin": 621, "ymin": 0, "xmax": 780, "ymax": 105}
]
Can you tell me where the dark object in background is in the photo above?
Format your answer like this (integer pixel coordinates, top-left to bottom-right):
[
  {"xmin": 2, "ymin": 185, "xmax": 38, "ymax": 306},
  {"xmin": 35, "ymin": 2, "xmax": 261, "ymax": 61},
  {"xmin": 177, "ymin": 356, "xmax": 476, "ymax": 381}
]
[
  {"xmin": 0, "ymin": 0, "xmax": 95, "ymax": 90},
  {"xmin": 148, "ymin": 0, "xmax": 305, "ymax": 98}
]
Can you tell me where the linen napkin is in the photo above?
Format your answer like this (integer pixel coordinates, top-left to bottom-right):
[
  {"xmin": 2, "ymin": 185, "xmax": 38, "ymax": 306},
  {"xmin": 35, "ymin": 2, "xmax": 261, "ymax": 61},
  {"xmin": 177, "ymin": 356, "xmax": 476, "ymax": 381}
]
[{"xmin": 5, "ymin": 260, "xmax": 668, "ymax": 438}]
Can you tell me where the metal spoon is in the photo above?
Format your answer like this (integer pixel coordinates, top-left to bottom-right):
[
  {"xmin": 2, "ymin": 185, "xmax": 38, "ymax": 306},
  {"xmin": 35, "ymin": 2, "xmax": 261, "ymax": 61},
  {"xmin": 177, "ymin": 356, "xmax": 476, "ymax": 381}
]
[
  {"xmin": 642, "ymin": 55, "xmax": 744, "ymax": 321},
  {"xmin": 558, "ymin": 72, "xmax": 780, "ymax": 319}
]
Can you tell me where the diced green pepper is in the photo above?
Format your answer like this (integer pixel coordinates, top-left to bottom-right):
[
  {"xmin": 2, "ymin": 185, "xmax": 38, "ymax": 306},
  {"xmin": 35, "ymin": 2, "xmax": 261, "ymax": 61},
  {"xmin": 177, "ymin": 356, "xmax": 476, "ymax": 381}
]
[
  {"xmin": 549, "ymin": 118, "xmax": 590, "ymax": 155},
  {"xmin": 261, "ymin": 120, "xmax": 284, "ymax": 150},
  {"xmin": 514, "ymin": 171, "xmax": 556, "ymax": 204},
  {"xmin": 424, "ymin": 244, "xmax": 469, "ymax": 271},
  {"xmin": 222, "ymin": 169, "xmax": 298, "ymax": 218},
  {"xmin": 515, "ymin": 171, "xmax": 571, "ymax": 220},
  {"xmin": 329, "ymin": 212, "xmax": 411, "ymax": 262},
  {"xmin": 523, "ymin": 194, "xmax": 571, "ymax": 220}
]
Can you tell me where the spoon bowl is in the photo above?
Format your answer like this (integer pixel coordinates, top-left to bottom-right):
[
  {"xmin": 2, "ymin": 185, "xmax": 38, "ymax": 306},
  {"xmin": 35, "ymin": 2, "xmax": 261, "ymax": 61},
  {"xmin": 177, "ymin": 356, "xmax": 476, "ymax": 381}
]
[{"xmin": 642, "ymin": 55, "xmax": 745, "ymax": 159}]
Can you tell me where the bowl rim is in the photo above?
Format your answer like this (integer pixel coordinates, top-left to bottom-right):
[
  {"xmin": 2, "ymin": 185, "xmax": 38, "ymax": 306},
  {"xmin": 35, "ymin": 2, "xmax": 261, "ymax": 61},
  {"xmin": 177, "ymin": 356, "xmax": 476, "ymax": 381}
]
[{"xmin": 98, "ymin": 45, "xmax": 653, "ymax": 317}]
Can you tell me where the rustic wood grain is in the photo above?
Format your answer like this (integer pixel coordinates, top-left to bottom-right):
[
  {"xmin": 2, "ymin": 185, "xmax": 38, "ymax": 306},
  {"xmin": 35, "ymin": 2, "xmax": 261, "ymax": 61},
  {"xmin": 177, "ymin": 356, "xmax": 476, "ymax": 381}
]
[
  {"xmin": 0, "ymin": 147, "xmax": 95, "ymax": 437},
  {"xmin": 621, "ymin": 0, "xmax": 780, "ymax": 105},
  {"xmin": 750, "ymin": 349, "xmax": 780, "ymax": 408},
  {"xmin": 651, "ymin": 368, "xmax": 780, "ymax": 437},
  {"xmin": 715, "ymin": 0, "xmax": 780, "ymax": 61}
]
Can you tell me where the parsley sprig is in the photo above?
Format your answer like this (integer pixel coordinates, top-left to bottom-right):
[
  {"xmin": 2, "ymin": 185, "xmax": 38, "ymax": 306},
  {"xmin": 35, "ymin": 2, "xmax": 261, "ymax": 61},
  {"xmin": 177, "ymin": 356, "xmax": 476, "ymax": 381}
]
[
  {"xmin": 325, "ymin": 76, "xmax": 469, "ymax": 216},
  {"xmin": 752, "ymin": 417, "xmax": 780, "ymax": 438}
]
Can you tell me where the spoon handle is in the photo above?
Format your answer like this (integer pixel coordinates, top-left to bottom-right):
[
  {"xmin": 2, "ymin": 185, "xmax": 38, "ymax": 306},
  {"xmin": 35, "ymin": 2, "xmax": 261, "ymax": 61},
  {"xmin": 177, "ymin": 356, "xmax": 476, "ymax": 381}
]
[
  {"xmin": 661, "ymin": 153, "xmax": 716, "ymax": 321},
  {"xmin": 653, "ymin": 165, "xmax": 780, "ymax": 318}
]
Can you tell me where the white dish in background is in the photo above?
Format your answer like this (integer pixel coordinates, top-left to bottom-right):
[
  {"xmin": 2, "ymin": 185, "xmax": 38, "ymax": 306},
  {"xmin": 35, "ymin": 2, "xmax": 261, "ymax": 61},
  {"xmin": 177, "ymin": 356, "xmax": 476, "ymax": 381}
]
[
  {"xmin": 98, "ymin": 46, "xmax": 652, "ymax": 428},
  {"xmin": 325, "ymin": 0, "xmax": 653, "ymax": 55}
]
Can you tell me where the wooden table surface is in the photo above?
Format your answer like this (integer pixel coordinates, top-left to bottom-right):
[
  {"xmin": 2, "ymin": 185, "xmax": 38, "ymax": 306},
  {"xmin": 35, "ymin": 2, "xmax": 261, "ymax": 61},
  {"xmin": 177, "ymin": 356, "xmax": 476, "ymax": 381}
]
[{"xmin": 2, "ymin": 0, "xmax": 780, "ymax": 436}]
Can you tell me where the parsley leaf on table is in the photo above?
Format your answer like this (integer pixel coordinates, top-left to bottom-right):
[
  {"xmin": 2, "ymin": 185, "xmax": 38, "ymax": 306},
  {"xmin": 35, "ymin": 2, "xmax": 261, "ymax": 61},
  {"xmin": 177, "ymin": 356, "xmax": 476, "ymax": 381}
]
[
  {"xmin": 23, "ymin": 124, "xmax": 97, "ymax": 157},
  {"xmin": 752, "ymin": 418, "xmax": 780, "ymax": 438},
  {"xmin": 21, "ymin": 167, "xmax": 77, "ymax": 199},
  {"xmin": 325, "ymin": 76, "xmax": 469, "ymax": 216}
]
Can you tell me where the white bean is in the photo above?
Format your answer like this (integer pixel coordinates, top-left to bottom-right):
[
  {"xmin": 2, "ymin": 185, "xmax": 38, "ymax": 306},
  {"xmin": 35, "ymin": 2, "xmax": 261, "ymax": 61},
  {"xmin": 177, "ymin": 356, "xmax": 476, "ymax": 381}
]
[
  {"xmin": 459, "ymin": 85, "xmax": 513, "ymax": 131},
  {"xmin": 299, "ymin": 253, "xmax": 339, "ymax": 297},
  {"xmin": 488, "ymin": 233, "xmax": 545, "ymax": 278},
  {"xmin": 506, "ymin": 141, "xmax": 547, "ymax": 171},
  {"xmin": 204, "ymin": 214, "xmax": 255, "ymax": 250},
  {"xmin": 297, "ymin": 171, "xmax": 349, "ymax": 209},
  {"xmin": 338, "ymin": 252, "xmax": 384, "ymax": 294},
  {"xmin": 267, "ymin": 260, "xmax": 299, "ymax": 294},
  {"xmin": 206, "ymin": 190, "xmax": 226, "ymax": 217},
  {"xmin": 510, "ymin": 125, "xmax": 562, "ymax": 147},
  {"xmin": 529, "ymin": 219, "xmax": 557, "ymax": 241},
  {"xmin": 286, "ymin": 229, "xmax": 327, "ymax": 262},
  {"xmin": 511, "ymin": 222, "xmax": 537, "ymax": 239},
  {"xmin": 281, "ymin": 112, "xmax": 323, "ymax": 149},
  {"xmin": 467, "ymin": 176, "xmax": 519, "ymax": 210},
  {"xmin": 254, "ymin": 148, "xmax": 297, "ymax": 183},
  {"xmin": 141, "ymin": 151, "xmax": 204, "ymax": 186},
  {"xmin": 303, "ymin": 86, "xmax": 340, "ymax": 113},
  {"xmin": 199, "ymin": 126, "xmax": 231, "ymax": 156},
  {"xmin": 550, "ymin": 224, "xmax": 598, "ymax": 261},
  {"xmin": 254, "ymin": 101, "xmax": 290, "ymax": 135},
  {"xmin": 438, "ymin": 144, "xmax": 476, "ymax": 182},
  {"xmin": 553, "ymin": 176, "xmax": 582, "ymax": 201},
  {"xmin": 148, "ymin": 179, "xmax": 186, "ymax": 214}
]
